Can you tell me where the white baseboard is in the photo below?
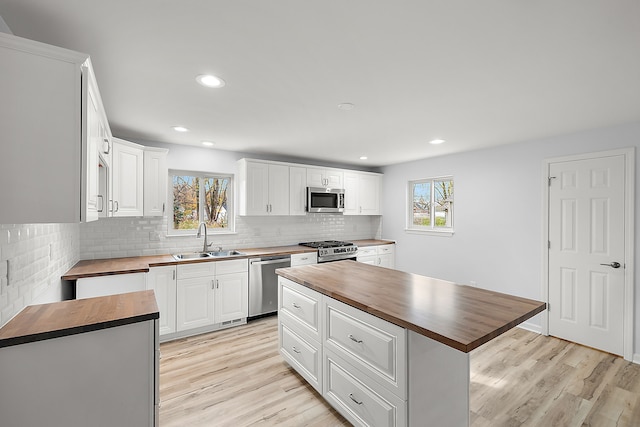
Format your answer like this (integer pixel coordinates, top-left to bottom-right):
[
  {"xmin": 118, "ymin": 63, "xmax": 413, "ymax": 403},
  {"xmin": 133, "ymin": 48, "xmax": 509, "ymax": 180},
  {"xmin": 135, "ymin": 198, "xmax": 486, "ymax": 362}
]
[
  {"xmin": 517, "ymin": 321, "xmax": 542, "ymax": 334},
  {"xmin": 633, "ymin": 354, "xmax": 640, "ymax": 365}
]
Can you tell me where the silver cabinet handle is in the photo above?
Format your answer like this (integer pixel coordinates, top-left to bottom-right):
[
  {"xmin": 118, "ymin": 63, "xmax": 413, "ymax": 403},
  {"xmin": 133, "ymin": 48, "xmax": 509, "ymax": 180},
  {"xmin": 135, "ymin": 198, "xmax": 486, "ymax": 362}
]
[
  {"xmin": 172, "ymin": 270, "xmax": 175, "ymax": 280},
  {"xmin": 211, "ymin": 279, "xmax": 215, "ymax": 289},
  {"xmin": 216, "ymin": 279, "xmax": 220, "ymax": 289},
  {"xmin": 292, "ymin": 302, "xmax": 301, "ymax": 309},
  {"xmin": 600, "ymin": 262, "xmax": 621, "ymax": 269},
  {"xmin": 162, "ymin": 202, "xmax": 165, "ymax": 213},
  {"xmin": 292, "ymin": 346, "xmax": 301, "ymax": 354},
  {"xmin": 114, "ymin": 200, "xmax": 119, "ymax": 212},
  {"xmin": 348, "ymin": 334, "xmax": 363, "ymax": 344},
  {"xmin": 97, "ymin": 195, "xmax": 104, "ymax": 213},
  {"xmin": 349, "ymin": 393, "xmax": 363, "ymax": 405},
  {"xmin": 300, "ymin": 257, "xmax": 308, "ymax": 261}
]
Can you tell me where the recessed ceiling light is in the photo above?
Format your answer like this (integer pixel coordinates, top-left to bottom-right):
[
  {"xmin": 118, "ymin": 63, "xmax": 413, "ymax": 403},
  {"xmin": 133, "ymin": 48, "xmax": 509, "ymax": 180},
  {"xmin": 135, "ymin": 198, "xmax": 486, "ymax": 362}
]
[
  {"xmin": 172, "ymin": 126, "xmax": 189, "ymax": 132},
  {"xmin": 201, "ymin": 141, "xmax": 215, "ymax": 147},
  {"xmin": 338, "ymin": 103, "xmax": 355, "ymax": 111},
  {"xmin": 359, "ymin": 156, "xmax": 368, "ymax": 160},
  {"xmin": 429, "ymin": 139, "xmax": 445, "ymax": 145},
  {"xmin": 196, "ymin": 74, "xmax": 226, "ymax": 88}
]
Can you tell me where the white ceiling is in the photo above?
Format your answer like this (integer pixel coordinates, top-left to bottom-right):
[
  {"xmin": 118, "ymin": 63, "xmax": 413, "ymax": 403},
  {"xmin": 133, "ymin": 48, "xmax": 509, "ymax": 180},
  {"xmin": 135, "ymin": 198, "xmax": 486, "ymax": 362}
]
[{"xmin": 1, "ymin": 1, "xmax": 639, "ymax": 167}]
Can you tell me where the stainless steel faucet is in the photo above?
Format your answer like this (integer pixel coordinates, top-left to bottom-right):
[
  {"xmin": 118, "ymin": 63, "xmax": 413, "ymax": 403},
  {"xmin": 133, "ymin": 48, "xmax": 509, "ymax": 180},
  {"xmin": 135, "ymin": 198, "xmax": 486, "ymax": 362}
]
[{"xmin": 196, "ymin": 222, "xmax": 213, "ymax": 252}]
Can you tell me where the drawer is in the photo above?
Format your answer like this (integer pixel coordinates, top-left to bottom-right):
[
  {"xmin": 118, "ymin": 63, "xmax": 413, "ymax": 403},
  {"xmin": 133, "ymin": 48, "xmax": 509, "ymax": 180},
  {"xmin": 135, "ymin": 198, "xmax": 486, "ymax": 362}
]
[
  {"xmin": 357, "ymin": 247, "xmax": 377, "ymax": 258},
  {"xmin": 378, "ymin": 245, "xmax": 394, "ymax": 255},
  {"xmin": 279, "ymin": 278, "xmax": 322, "ymax": 340},
  {"xmin": 177, "ymin": 262, "xmax": 215, "ymax": 279},
  {"xmin": 280, "ymin": 323, "xmax": 322, "ymax": 393},
  {"xmin": 324, "ymin": 298, "xmax": 406, "ymax": 399},
  {"xmin": 324, "ymin": 350, "xmax": 406, "ymax": 427},
  {"xmin": 291, "ymin": 252, "xmax": 318, "ymax": 267},
  {"xmin": 215, "ymin": 258, "xmax": 248, "ymax": 275}
]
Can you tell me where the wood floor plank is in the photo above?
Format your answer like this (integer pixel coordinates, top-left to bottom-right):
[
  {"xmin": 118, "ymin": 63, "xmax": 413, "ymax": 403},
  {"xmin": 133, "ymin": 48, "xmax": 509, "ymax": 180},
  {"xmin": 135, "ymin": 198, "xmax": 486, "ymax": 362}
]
[{"xmin": 159, "ymin": 316, "xmax": 640, "ymax": 426}]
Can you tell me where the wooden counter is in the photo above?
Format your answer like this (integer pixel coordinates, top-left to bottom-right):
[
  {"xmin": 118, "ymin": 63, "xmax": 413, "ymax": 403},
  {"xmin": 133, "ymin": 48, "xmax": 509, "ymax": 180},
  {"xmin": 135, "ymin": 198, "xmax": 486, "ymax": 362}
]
[
  {"xmin": 276, "ymin": 260, "xmax": 545, "ymax": 353},
  {"xmin": 62, "ymin": 239, "xmax": 394, "ymax": 280},
  {"xmin": 0, "ymin": 290, "xmax": 159, "ymax": 348}
]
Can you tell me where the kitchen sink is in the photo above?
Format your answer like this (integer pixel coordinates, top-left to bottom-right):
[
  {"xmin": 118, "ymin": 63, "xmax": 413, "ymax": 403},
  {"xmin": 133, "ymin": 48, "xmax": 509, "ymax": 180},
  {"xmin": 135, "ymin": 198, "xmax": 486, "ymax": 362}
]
[
  {"xmin": 173, "ymin": 253, "xmax": 212, "ymax": 260},
  {"xmin": 173, "ymin": 250, "xmax": 245, "ymax": 260},
  {"xmin": 207, "ymin": 250, "xmax": 245, "ymax": 257}
]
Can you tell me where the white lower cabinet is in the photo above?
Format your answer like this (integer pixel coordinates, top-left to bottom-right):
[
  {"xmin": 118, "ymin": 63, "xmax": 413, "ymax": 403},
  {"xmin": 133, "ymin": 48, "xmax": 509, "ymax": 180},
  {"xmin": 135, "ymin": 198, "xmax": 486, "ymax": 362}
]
[
  {"xmin": 357, "ymin": 244, "xmax": 395, "ymax": 269},
  {"xmin": 290, "ymin": 252, "xmax": 318, "ymax": 266},
  {"xmin": 176, "ymin": 275, "xmax": 215, "ymax": 331},
  {"xmin": 146, "ymin": 266, "xmax": 177, "ymax": 336},
  {"xmin": 76, "ymin": 272, "xmax": 146, "ymax": 299},
  {"xmin": 215, "ymin": 271, "xmax": 248, "ymax": 323}
]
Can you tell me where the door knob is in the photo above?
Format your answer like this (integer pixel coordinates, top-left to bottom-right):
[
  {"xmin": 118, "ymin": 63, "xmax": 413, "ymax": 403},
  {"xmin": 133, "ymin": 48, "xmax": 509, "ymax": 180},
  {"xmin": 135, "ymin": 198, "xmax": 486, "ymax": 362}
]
[{"xmin": 600, "ymin": 262, "xmax": 621, "ymax": 269}]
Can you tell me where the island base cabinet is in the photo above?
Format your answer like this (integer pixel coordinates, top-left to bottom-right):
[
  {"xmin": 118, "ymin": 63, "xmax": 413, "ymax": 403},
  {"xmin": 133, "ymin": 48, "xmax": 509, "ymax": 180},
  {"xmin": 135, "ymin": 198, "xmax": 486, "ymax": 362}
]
[
  {"xmin": 407, "ymin": 331, "xmax": 470, "ymax": 427},
  {"xmin": 324, "ymin": 349, "xmax": 407, "ymax": 427},
  {"xmin": 0, "ymin": 320, "xmax": 158, "ymax": 427},
  {"xmin": 279, "ymin": 321, "xmax": 322, "ymax": 393}
]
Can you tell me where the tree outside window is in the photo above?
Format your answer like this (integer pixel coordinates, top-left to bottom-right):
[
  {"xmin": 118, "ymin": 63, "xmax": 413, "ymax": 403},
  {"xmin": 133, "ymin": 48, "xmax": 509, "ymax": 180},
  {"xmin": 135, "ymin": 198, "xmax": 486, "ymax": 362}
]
[
  {"xmin": 409, "ymin": 177, "xmax": 454, "ymax": 231},
  {"xmin": 170, "ymin": 171, "xmax": 233, "ymax": 234}
]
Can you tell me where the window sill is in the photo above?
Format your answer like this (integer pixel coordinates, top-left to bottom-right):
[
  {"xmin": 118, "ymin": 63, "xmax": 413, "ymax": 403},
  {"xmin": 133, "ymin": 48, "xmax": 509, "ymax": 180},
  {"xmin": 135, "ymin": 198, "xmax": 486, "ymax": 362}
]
[
  {"xmin": 166, "ymin": 231, "xmax": 238, "ymax": 238},
  {"xmin": 404, "ymin": 228, "xmax": 454, "ymax": 237}
]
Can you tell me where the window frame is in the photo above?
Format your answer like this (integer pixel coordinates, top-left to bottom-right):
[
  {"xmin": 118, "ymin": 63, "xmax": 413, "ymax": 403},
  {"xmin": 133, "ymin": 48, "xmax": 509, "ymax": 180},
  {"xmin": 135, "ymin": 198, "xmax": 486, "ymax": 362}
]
[
  {"xmin": 406, "ymin": 175, "xmax": 454, "ymax": 236},
  {"xmin": 167, "ymin": 169, "xmax": 235, "ymax": 236}
]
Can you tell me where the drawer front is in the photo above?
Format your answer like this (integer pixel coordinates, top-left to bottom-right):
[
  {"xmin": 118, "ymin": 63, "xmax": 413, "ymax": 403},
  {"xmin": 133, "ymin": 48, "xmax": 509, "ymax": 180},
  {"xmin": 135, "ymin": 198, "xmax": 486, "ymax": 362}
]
[
  {"xmin": 377, "ymin": 245, "xmax": 394, "ymax": 255},
  {"xmin": 279, "ymin": 278, "xmax": 322, "ymax": 339},
  {"xmin": 357, "ymin": 247, "xmax": 377, "ymax": 258},
  {"xmin": 177, "ymin": 262, "xmax": 215, "ymax": 279},
  {"xmin": 324, "ymin": 350, "xmax": 406, "ymax": 427},
  {"xmin": 215, "ymin": 258, "xmax": 248, "ymax": 275},
  {"xmin": 325, "ymin": 298, "xmax": 406, "ymax": 398},
  {"xmin": 290, "ymin": 252, "xmax": 318, "ymax": 266},
  {"xmin": 280, "ymin": 323, "xmax": 322, "ymax": 393}
]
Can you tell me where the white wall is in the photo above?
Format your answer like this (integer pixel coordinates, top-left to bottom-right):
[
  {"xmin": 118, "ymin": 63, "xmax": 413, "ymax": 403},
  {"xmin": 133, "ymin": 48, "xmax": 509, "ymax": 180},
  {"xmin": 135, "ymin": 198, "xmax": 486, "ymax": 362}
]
[{"xmin": 381, "ymin": 121, "xmax": 640, "ymax": 353}]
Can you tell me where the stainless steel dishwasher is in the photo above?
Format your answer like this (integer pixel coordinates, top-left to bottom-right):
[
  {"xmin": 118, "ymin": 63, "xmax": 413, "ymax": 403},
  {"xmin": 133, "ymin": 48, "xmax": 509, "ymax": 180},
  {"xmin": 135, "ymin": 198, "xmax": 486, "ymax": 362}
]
[{"xmin": 248, "ymin": 255, "xmax": 291, "ymax": 319}]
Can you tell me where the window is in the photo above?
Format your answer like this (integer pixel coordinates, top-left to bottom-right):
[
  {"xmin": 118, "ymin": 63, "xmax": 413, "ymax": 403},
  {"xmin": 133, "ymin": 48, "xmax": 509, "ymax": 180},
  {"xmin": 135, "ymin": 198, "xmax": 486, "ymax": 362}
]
[
  {"xmin": 169, "ymin": 170, "xmax": 234, "ymax": 234},
  {"xmin": 408, "ymin": 177, "xmax": 454, "ymax": 233}
]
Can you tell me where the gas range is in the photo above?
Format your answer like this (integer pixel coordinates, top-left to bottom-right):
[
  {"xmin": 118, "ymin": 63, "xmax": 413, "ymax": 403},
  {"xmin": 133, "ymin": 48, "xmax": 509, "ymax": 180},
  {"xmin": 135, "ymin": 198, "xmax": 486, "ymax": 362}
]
[{"xmin": 299, "ymin": 240, "xmax": 358, "ymax": 263}]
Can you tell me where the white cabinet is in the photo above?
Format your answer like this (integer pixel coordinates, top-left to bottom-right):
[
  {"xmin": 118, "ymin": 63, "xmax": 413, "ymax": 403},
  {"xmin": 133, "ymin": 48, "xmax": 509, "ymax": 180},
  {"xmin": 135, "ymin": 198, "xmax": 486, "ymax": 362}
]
[
  {"xmin": 357, "ymin": 244, "xmax": 395, "ymax": 269},
  {"xmin": 76, "ymin": 273, "xmax": 147, "ymax": 299},
  {"xmin": 0, "ymin": 33, "xmax": 112, "ymax": 223},
  {"xmin": 344, "ymin": 171, "xmax": 382, "ymax": 215},
  {"xmin": 143, "ymin": 147, "xmax": 169, "ymax": 217},
  {"xmin": 289, "ymin": 166, "xmax": 308, "ymax": 215},
  {"xmin": 238, "ymin": 159, "xmax": 289, "ymax": 216},
  {"xmin": 307, "ymin": 167, "xmax": 343, "ymax": 188},
  {"xmin": 291, "ymin": 252, "xmax": 318, "ymax": 266},
  {"xmin": 176, "ymin": 259, "xmax": 248, "ymax": 333},
  {"xmin": 146, "ymin": 266, "xmax": 177, "ymax": 336},
  {"xmin": 112, "ymin": 138, "xmax": 144, "ymax": 217}
]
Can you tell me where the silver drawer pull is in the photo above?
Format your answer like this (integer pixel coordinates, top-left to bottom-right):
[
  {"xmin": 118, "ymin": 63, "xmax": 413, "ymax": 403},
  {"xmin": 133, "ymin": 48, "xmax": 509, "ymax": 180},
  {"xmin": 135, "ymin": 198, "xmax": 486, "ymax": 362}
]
[
  {"xmin": 292, "ymin": 302, "xmax": 301, "ymax": 309},
  {"xmin": 292, "ymin": 346, "xmax": 301, "ymax": 354},
  {"xmin": 349, "ymin": 393, "xmax": 363, "ymax": 405},
  {"xmin": 348, "ymin": 334, "xmax": 363, "ymax": 344}
]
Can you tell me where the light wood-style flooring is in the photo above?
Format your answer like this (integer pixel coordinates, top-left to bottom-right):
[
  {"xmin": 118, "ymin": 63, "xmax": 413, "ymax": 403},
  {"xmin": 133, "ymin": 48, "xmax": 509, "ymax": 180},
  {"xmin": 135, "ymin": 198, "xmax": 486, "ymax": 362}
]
[{"xmin": 159, "ymin": 316, "xmax": 640, "ymax": 426}]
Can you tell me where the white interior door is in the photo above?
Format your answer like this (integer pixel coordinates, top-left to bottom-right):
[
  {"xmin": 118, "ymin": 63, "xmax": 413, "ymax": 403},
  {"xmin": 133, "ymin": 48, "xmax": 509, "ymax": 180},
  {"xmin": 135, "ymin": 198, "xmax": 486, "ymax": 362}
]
[{"xmin": 548, "ymin": 155, "xmax": 625, "ymax": 356}]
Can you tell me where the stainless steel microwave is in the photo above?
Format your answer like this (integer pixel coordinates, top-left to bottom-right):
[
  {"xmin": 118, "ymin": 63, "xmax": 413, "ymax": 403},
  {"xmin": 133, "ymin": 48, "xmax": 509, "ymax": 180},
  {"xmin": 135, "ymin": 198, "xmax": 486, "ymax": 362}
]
[{"xmin": 307, "ymin": 187, "xmax": 345, "ymax": 213}]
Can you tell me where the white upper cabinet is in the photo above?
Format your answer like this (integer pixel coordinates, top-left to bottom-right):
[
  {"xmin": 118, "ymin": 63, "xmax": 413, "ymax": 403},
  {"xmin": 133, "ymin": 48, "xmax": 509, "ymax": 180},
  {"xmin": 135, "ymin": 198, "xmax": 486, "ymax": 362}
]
[
  {"xmin": 307, "ymin": 167, "xmax": 343, "ymax": 189},
  {"xmin": 0, "ymin": 33, "xmax": 111, "ymax": 223},
  {"xmin": 343, "ymin": 171, "xmax": 382, "ymax": 215},
  {"xmin": 289, "ymin": 166, "xmax": 307, "ymax": 216},
  {"xmin": 112, "ymin": 138, "xmax": 144, "ymax": 217},
  {"xmin": 143, "ymin": 147, "xmax": 168, "ymax": 217},
  {"xmin": 238, "ymin": 159, "xmax": 289, "ymax": 216}
]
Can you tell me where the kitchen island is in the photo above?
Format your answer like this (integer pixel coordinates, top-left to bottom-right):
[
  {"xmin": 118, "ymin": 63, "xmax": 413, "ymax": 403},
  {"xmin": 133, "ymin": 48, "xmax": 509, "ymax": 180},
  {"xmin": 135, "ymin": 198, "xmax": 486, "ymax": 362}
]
[{"xmin": 276, "ymin": 261, "xmax": 546, "ymax": 427}]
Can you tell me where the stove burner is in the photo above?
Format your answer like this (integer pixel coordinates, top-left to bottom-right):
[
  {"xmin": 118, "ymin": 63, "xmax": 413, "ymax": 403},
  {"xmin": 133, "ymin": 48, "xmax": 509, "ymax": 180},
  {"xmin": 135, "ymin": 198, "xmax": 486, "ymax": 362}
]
[
  {"xmin": 299, "ymin": 241, "xmax": 358, "ymax": 263},
  {"xmin": 299, "ymin": 240, "xmax": 354, "ymax": 249}
]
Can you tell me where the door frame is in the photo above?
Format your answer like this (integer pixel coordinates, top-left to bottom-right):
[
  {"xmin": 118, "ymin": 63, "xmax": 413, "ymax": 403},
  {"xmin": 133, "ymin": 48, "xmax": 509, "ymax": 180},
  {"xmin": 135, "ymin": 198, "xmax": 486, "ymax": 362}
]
[{"xmin": 541, "ymin": 147, "xmax": 635, "ymax": 361}]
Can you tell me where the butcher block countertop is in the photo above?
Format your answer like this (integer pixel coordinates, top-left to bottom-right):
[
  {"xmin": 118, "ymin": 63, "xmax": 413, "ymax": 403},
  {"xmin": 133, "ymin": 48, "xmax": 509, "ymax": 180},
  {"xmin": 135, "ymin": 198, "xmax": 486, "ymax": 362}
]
[
  {"xmin": 62, "ymin": 239, "xmax": 395, "ymax": 280},
  {"xmin": 0, "ymin": 291, "xmax": 159, "ymax": 348},
  {"xmin": 276, "ymin": 261, "xmax": 546, "ymax": 353}
]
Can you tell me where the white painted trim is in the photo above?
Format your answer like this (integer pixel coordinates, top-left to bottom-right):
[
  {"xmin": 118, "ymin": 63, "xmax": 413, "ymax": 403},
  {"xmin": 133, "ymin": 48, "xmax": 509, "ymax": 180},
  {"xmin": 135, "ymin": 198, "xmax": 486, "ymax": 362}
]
[
  {"xmin": 633, "ymin": 354, "xmax": 640, "ymax": 365},
  {"xmin": 518, "ymin": 321, "xmax": 542, "ymax": 335},
  {"xmin": 542, "ymin": 147, "xmax": 635, "ymax": 361}
]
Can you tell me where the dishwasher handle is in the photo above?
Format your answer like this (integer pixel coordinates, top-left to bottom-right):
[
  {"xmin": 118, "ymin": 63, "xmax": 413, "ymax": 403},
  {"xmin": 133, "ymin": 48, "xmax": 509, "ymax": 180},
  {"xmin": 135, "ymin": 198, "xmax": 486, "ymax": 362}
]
[{"xmin": 250, "ymin": 258, "xmax": 291, "ymax": 266}]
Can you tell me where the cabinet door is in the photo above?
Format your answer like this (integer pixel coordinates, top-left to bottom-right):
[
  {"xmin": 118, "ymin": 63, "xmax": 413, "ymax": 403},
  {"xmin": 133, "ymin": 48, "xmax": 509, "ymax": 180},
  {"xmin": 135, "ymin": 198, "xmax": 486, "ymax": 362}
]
[
  {"xmin": 342, "ymin": 172, "xmax": 359, "ymax": 215},
  {"xmin": 359, "ymin": 174, "xmax": 381, "ymax": 215},
  {"xmin": 306, "ymin": 168, "xmax": 326, "ymax": 187},
  {"xmin": 214, "ymin": 272, "xmax": 248, "ymax": 323},
  {"xmin": 147, "ymin": 266, "xmax": 177, "ymax": 335},
  {"xmin": 176, "ymin": 277, "xmax": 214, "ymax": 331},
  {"xmin": 244, "ymin": 161, "xmax": 270, "ymax": 215},
  {"xmin": 268, "ymin": 164, "xmax": 290, "ymax": 215},
  {"xmin": 143, "ymin": 149, "xmax": 168, "ymax": 217},
  {"xmin": 325, "ymin": 170, "xmax": 343, "ymax": 189},
  {"xmin": 84, "ymin": 83, "xmax": 101, "ymax": 222},
  {"xmin": 112, "ymin": 139, "xmax": 144, "ymax": 217},
  {"xmin": 289, "ymin": 166, "xmax": 307, "ymax": 216}
]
